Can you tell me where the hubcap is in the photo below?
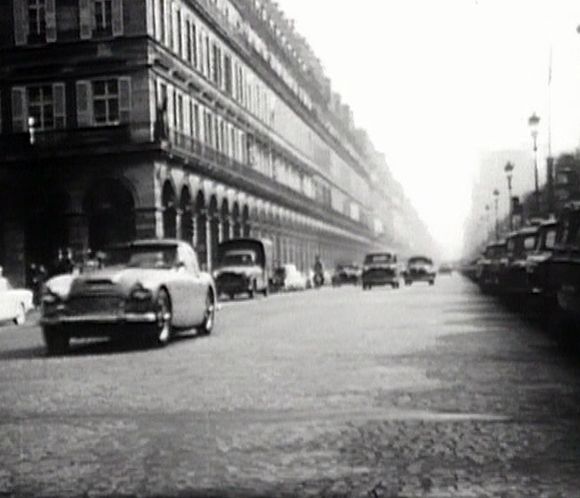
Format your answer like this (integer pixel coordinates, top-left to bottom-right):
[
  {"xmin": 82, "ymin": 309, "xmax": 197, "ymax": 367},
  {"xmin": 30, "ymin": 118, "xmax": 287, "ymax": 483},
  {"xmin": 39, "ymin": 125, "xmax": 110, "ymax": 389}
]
[
  {"xmin": 157, "ymin": 293, "xmax": 171, "ymax": 342},
  {"xmin": 204, "ymin": 294, "xmax": 215, "ymax": 331}
]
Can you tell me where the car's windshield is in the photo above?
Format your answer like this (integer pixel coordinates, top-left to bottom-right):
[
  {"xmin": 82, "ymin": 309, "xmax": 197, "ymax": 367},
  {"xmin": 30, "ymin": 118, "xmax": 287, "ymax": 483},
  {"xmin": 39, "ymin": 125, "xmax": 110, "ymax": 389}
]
[
  {"xmin": 409, "ymin": 257, "xmax": 432, "ymax": 265},
  {"xmin": 543, "ymin": 228, "xmax": 557, "ymax": 250},
  {"xmin": 105, "ymin": 245, "xmax": 178, "ymax": 269},
  {"xmin": 220, "ymin": 250, "xmax": 256, "ymax": 266},
  {"xmin": 365, "ymin": 254, "xmax": 392, "ymax": 264}
]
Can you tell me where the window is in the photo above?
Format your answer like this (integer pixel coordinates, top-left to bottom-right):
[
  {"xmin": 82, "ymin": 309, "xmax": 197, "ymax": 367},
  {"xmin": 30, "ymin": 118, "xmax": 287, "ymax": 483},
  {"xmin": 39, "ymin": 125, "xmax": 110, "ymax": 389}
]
[
  {"xmin": 28, "ymin": 85, "xmax": 54, "ymax": 130},
  {"xmin": 176, "ymin": 9, "xmax": 182, "ymax": 56},
  {"xmin": 191, "ymin": 22, "xmax": 198, "ymax": 68},
  {"xmin": 28, "ymin": 0, "xmax": 46, "ymax": 39},
  {"xmin": 185, "ymin": 20, "xmax": 192, "ymax": 63},
  {"xmin": 94, "ymin": 0, "xmax": 112, "ymax": 34},
  {"xmin": 93, "ymin": 79, "xmax": 119, "ymax": 125}
]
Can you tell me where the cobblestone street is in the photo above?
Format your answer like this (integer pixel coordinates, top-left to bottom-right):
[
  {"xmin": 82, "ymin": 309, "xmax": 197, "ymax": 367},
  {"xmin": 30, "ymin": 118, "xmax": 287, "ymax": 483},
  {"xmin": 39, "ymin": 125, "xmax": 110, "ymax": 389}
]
[{"xmin": 1, "ymin": 275, "xmax": 580, "ymax": 497}]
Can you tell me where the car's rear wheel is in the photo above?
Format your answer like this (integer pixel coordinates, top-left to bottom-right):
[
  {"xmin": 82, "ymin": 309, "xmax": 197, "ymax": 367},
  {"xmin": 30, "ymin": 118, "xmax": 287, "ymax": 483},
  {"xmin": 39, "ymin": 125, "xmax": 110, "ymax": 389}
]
[
  {"xmin": 198, "ymin": 290, "xmax": 216, "ymax": 336},
  {"xmin": 151, "ymin": 288, "xmax": 172, "ymax": 347},
  {"xmin": 43, "ymin": 326, "xmax": 69, "ymax": 356},
  {"xmin": 14, "ymin": 303, "xmax": 26, "ymax": 325}
]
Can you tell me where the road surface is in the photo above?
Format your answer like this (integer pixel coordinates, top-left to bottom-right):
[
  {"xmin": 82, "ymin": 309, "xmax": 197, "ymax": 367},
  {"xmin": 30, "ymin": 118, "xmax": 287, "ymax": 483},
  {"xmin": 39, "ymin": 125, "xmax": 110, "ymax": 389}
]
[{"xmin": 1, "ymin": 275, "xmax": 579, "ymax": 497}]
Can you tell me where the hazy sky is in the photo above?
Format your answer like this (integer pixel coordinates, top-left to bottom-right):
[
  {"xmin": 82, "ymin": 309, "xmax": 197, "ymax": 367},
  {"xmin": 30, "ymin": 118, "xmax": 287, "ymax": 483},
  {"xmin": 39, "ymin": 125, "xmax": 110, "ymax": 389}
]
[{"xmin": 275, "ymin": 0, "xmax": 580, "ymax": 257}]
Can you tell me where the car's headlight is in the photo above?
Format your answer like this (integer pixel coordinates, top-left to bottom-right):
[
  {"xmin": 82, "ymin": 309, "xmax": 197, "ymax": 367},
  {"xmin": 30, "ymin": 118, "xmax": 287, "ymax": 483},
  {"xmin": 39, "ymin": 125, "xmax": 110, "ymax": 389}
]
[{"xmin": 41, "ymin": 291, "xmax": 66, "ymax": 315}]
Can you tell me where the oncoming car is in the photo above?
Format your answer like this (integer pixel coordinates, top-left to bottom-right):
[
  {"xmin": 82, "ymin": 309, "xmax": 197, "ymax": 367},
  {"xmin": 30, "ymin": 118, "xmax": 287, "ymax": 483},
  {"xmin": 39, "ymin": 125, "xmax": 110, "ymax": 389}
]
[
  {"xmin": 403, "ymin": 256, "xmax": 436, "ymax": 286},
  {"xmin": 40, "ymin": 239, "xmax": 217, "ymax": 355},
  {"xmin": 362, "ymin": 252, "xmax": 400, "ymax": 290}
]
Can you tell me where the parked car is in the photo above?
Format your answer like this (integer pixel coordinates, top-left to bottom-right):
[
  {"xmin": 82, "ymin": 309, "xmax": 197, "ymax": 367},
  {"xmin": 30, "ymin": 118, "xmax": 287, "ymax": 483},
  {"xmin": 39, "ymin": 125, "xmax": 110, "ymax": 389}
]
[
  {"xmin": 332, "ymin": 263, "xmax": 362, "ymax": 286},
  {"xmin": 0, "ymin": 269, "xmax": 33, "ymax": 326},
  {"xmin": 546, "ymin": 202, "xmax": 580, "ymax": 333},
  {"xmin": 497, "ymin": 226, "xmax": 540, "ymax": 297},
  {"xmin": 361, "ymin": 252, "xmax": 400, "ymax": 290},
  {"xmin": 403, "ymin": 256, "xmax": 436, "ymax": 286},
  {"xmin": 525, "ymin": 219, "xmax": 559, "ymax": 300},
  {"xmin": 280, "ymin": 264, "xmax": 308, "ymax": 291},
  {"xmin": 214, "ymin": 238, "xmax": 271, "ymax": 299},
  {"xmin": 476, "ymin": 241, "xmax": 507, "ymax": 294},
  {"xmin": 40, "ymin": 239, "xmax": 217, "ymax": 355}
]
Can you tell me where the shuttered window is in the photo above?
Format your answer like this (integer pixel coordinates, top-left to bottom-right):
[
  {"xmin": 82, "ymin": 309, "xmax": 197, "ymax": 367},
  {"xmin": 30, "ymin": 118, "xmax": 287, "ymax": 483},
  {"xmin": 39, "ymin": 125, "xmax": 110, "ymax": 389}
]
[
  {"xmin": 75, "ymin": 77, "xmax": 130, "ymax": 127},
  {"xmin": 93, "ymin": 79, "xmax": 119, "ymax": 125},
  {"xmin": 10, "ymin": 83, "xmax": 65, "ymax": 132},
  {"xmin": 79, "ymin": 0, "xmax": 93, "ymax": 40},
  {"xmin": 28, "ymin": 0, "xmax": 46, "ymax": 42},
  {"xmin": 13, "ymin": 0, "xmax": 29, "ymax": 46}
]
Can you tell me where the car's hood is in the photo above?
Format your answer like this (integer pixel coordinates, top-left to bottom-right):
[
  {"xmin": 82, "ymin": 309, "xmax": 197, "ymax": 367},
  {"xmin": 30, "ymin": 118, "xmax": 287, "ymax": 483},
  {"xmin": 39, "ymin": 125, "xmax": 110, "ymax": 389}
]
[
  {"xmin": 214, "ymin": 265, "xmax": 261, "ymax": 277},
  {"xmin": 54, "ymin": 267, "xmax": 174, "ymax": 298}
]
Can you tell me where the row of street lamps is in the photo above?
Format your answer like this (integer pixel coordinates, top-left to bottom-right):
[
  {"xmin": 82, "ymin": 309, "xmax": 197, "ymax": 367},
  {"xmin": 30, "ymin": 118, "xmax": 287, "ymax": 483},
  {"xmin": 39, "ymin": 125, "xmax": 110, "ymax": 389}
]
[{"xmin": 486, "ymin": 112, "xmax": 542, "ymax": 241}]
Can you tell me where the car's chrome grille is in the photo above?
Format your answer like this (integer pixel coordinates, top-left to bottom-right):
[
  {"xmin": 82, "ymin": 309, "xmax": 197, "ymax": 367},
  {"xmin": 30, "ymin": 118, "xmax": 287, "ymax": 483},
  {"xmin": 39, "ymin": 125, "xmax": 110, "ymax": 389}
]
[{"xmin": 67, "ymin": 295, "xmax": 122, "ymax": 316}]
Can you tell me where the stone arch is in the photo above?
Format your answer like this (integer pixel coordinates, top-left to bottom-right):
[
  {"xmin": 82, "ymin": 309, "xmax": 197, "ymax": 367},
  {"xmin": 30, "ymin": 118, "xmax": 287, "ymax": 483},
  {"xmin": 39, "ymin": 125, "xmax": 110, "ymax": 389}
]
[
  {"xmin": 232, "ymin": 201, "xmax": 241, "ymax": 238},
  {"xmin": 84, "ymin": 178, "xmax": 136, "ymax": 251},
  {"xmin": 208, "ymin": 194, "xmax": 220, "ymax": 268},
  {"xmin": 221, "ymin": 198, "xmax": 230, "ymax": 242},
  {"xmin": 194, "ymin": 190, "xmax": 207, "ymax": 268},
  {"xmin": 162, "ymin": 180, "xmax": 177, "ymax": 238},
  {"xmin": 180, "ymin": 185, "xmax": 193, "ymax": 245},
  {"xmin": 242, "ymin": 204, "xmax": 250, "ymax": 238}
]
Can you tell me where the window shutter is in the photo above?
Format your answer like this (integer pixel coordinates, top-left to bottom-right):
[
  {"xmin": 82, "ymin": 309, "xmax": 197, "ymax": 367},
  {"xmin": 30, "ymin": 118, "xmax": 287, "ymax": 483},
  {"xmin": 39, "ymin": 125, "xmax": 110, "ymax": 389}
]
[
  {"xmin": 45, "ymin": 0, "xmax": 57, "ymax": 42},
  {"xmin": 11, "ymin": 86, "xmax": 27, "ymax": 132},
  {"xmin": 112, "ymin": 0, "xmax": 124, "ymax": 37},
  {"xmin": 76, "ymin": 80, "xmax": 92, "ymax": 127},
  {"xmin": 52, "ymin": 83, "xmax": 66, "ymax": 129},
  {"xmin": 118, "ymin": 77, "xmax": 132, "ymax": 123},
  {"xmin": 79, "ymin": 0, "xmax": 93, "ymax": 39},
  {"xmin": 13, "ymin": 0, "xmax": 29, "ymax": 46}
]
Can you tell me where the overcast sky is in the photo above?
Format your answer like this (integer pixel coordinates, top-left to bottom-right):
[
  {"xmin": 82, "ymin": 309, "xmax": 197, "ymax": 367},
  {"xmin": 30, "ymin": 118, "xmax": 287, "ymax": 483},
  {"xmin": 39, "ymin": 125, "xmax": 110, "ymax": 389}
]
[{"xmin": 275, "ymin": 0, "xmax": 580, "ymax": 258}]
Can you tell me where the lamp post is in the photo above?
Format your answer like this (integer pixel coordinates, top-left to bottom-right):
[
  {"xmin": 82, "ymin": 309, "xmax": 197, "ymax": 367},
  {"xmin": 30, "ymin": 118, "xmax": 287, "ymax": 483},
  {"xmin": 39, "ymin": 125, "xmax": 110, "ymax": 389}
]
[
  {"xmin": 528, "ymin": 113, "xmax": 541, "ymax": 216},
  {"xmin": 504, "ymin": 161, "xmax": 515, "ymax": 230},
  {"xmin": 493, "ymin": 189, "xmax": 500, "ymax": 240},
  {"xmin": 485, "ymin": 204, "xmax": 491, "ymax": 240}
]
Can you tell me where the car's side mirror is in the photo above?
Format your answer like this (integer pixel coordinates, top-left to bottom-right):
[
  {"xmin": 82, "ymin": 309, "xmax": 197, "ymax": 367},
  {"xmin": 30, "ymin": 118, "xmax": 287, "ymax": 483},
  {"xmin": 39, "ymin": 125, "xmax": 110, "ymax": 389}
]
[{"xmin": 175, "ymin": 261, "xmax": 186, "ymax": 271}]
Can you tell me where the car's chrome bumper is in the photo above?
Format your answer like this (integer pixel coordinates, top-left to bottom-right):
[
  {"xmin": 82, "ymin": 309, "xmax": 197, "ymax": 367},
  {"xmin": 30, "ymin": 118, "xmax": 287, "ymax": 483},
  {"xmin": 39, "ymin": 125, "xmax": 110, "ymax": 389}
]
[{"xmin": 40, "ymin": 312, "xmax": 157, "ymax": 326}]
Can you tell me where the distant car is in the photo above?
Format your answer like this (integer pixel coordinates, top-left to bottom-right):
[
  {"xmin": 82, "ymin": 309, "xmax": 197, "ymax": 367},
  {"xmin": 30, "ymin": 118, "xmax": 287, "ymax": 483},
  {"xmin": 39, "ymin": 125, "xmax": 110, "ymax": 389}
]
[
  {"xmin": 214, "ymin": 238, "xmax": 271, "ymax": 299},
  {"xmin": 498, "ymin": 226, "xmax": 540, "ymax": 297},
  {"xmin": 40, "ymin": 239, "xmax": 217, "ymax": 355},
  {"xmin": 332, "ymin": 263, "xmax": 362, "ymax": 286},
  {"xmin": 438, "ymin": 263, "xmax": 453, "ymax": 275},
  {"xmin": 403, "ymin": 256, "xmax": 436, "ymax": 286},
  {"xmin": 362, "ymin": 252, "xmax": 400, "ymax": 290},
  {"xmin": 0, "ymin": 275, "xmax": 33, "ymax": 326}
]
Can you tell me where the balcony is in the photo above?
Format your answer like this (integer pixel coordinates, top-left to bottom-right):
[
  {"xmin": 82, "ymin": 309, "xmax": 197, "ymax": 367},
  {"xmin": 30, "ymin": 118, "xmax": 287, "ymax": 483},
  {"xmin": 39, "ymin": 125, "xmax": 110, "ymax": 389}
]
[{"xmin": 0, "ymin": 123, "xmax": 154, "ymax": 161}]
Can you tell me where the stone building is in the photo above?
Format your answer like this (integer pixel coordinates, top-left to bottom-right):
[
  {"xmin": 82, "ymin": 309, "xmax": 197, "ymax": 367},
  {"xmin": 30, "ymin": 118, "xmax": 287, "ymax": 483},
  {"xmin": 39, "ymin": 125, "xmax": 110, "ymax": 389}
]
[{"xmin": 0, "ymin": 0, "xmax": 422, "ymax": 285}]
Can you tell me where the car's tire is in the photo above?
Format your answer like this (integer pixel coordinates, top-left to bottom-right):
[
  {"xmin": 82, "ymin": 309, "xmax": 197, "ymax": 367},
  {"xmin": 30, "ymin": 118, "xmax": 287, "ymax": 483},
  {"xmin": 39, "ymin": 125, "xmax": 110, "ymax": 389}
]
[
  {"xmin": 198, "ymin": 289, "xmax": 216, "ymax": 336},
  {"xmin": 151, "ymin": 288, "xmax": 172, "ymax": 347},
  {"xmin": 429, "ymin": 280, "xmax": 435, "ymax": 286},
  {"xmin": 14, "ymin": 303, "xmax": 26, "ymax": 325},
  {"xmin": 43, "ymin": 326, "xmax": 69, "ymax": 356},
  {"xmin": 263, "ymin": 285, "xmax": 269, "ymax": 297},
  {"xmin": 405, "ymin": 281, "xmax": 411, "ymax": 286}
]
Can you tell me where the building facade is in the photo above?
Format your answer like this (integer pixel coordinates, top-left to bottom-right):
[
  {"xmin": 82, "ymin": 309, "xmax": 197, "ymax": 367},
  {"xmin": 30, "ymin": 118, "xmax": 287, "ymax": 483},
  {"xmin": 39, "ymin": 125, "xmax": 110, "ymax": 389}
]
[{"xmin": 0, "ymin": 0, "xmax": 422, "ymax": 285}]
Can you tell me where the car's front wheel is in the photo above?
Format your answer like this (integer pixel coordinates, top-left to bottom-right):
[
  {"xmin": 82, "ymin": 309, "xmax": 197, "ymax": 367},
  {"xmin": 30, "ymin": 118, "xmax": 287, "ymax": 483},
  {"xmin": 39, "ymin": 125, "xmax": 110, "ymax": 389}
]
[
  {"xmin": 43, "ymin": 326, "xmax": 69, "ymax": 356},
  {"xmin": 198, "ymin": 290, "xmax": 216, "ymax": 336},
  {"xmin": 151, "ymin": 288, "xmax": 172, "ymax": 347}
]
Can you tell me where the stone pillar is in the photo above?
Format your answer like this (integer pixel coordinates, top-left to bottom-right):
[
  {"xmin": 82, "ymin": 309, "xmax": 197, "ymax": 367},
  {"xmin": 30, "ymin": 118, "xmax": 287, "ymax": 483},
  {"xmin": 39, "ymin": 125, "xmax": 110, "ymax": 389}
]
[
  {"xmin": 205, "ymin": 216, "xmax": 212, "ymax": 271},
  {"xmin": 3, "ymin": 220, "xmax": 26, "ymax": 287},
  {"xmin": 175, "ymin": 208, "xmax": 183, "ymax": 241},
  {"xmin": 66, "ymin": 213, "xmax": 89, "ymax": 255},
  {"xmin": 136, "ymin": 207, "xmax": 160, "ymax": 239}
]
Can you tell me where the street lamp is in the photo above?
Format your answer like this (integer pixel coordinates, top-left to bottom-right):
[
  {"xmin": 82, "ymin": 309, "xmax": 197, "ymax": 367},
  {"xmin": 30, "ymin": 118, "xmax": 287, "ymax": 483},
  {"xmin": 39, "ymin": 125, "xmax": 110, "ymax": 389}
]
[
  {"xmin": 493, "ymin": 189, "xmax": 500, "ymax": 240},
  {"xmin": 504, "ymin": 161, "xmax": 515, "ymax": 230},
  {"xmin": 528, "ymin": 113, "xmax": 541, "ymax": 216}
]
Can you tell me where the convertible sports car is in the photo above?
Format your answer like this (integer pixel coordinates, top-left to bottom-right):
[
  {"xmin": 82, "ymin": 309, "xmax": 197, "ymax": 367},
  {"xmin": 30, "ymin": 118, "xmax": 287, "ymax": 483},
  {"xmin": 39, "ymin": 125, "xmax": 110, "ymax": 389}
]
[{"xmin": 40, "ymin": 239, "xmax": 217, "ymax": 355}]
